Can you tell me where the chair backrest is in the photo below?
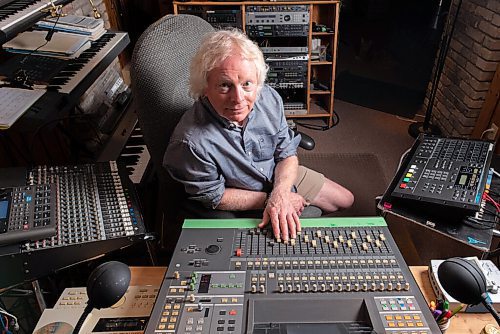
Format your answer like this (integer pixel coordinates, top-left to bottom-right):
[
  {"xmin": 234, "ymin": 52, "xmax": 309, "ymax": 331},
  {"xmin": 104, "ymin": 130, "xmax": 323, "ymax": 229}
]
[
  {"xmin": 131, "ymin": 14, "xmax": 214, "ymax": 173},
  {"xmin": 130, "ymin": 15, "xmax": 215, "ymax": 249}
]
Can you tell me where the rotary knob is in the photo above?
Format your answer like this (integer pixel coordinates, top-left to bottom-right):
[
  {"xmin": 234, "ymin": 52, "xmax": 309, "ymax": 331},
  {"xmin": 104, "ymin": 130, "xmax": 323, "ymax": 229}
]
[{"xmin": 205, "ymin": 244, "xmax": 220, "ymax": 254}]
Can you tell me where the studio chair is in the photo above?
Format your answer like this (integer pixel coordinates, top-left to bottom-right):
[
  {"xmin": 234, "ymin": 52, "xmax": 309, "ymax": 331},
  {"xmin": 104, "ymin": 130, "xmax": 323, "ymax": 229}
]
[{"xmin": 131, "ymin": 15, "xmax": 319, "ymax": 256}]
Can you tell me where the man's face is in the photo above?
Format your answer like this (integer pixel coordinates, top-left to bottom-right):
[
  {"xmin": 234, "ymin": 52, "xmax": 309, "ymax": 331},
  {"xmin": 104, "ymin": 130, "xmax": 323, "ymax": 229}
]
[{"xmin": 204, "ymin": 55, "xmax": 259, "ymax": 125}]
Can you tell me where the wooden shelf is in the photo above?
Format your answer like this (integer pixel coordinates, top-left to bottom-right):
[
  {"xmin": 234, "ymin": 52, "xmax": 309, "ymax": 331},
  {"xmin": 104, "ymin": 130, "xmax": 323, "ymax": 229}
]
[
  {"xmin": 174, "ymin": 0, "xmax": 340, "ymax": 127},
  {"xmin": 312, "ymin": 32, "xmax": 334, "ymax": 36},
  {"xmin": 310, "ymin": 61, "xmax": 333, "ymax": 66},
  {"xmin": 310, "ymin": 90, "xmax": 331, "ymax": 95}
]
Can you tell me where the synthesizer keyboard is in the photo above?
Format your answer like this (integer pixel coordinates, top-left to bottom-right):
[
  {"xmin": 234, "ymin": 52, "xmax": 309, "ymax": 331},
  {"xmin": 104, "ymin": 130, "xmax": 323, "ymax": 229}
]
[
  {"xmin": 118, "ymin": 122, "xmax": 151, "ymax": 184},
  {"xmin": 0, "ymin": 0, "xmax": 72, "ymax": 43},
  {"xmin": 47, "ymin": 32, "xmax": 129, "ymax": 95},
  {"xmin": 145, "ymin": 217, "xmax": 441, "ymax": 334}
]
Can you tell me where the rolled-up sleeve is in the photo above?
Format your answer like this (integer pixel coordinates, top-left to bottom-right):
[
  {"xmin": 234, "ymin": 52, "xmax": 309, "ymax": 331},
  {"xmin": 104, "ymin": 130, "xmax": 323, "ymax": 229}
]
[
  {"xmin": 164, "ymin": 139, "xmax": 225, "ymax": 208},
  {"xmin": 274, "ymin": 112, "xmax": 300, "ymax": 162}
]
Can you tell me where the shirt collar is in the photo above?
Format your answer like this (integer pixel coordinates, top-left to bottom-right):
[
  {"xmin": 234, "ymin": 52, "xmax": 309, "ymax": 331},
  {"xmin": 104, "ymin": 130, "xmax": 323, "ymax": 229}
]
[{"xmin": 201, "ymin": 96, "xmax": 253, "ymax": 130}]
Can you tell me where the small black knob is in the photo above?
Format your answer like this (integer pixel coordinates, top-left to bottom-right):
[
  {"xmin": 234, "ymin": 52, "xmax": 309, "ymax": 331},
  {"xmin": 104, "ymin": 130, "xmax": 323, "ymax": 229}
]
[{"xmin": 206, "ymin": 244, "xmax": 220, "ymax": 254}]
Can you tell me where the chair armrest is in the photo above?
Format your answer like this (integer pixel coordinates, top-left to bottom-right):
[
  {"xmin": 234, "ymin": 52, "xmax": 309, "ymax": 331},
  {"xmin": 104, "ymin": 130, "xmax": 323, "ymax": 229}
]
[{"xmin": 294, "ymin": 129, "xmax": 315, "ymax": 151}]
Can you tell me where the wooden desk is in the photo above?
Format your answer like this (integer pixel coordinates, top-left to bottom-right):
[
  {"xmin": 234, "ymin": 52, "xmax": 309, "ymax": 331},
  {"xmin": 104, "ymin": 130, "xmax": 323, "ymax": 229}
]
[
  {"xmin": 130, "ymin": 266, "xmax": 497, "ymax": 333},
  {"xmin": 410, "ymin": 266, "xmax": 496, "ymax": 333}
]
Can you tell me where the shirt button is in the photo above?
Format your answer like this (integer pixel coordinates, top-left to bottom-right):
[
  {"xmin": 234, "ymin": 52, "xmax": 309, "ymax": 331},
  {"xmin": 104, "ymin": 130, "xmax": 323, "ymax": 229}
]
[
  {"xmin": 260, "ymin": 168, "xmax": 264, "ymax": 172},
  {"xmin": 248, "ymin": 152, "xmax": 252, "ymax": 156}
]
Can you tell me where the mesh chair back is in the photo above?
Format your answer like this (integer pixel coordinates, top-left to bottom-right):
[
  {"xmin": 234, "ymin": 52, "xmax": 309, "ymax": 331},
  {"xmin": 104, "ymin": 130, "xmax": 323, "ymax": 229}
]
[
  {"xmin": 131, "ymin": 15, "xmax": 214, "ymax": 172},
  {"xmin": 130, "ymin": 15, "xmax": 214, "ymax": 249}
]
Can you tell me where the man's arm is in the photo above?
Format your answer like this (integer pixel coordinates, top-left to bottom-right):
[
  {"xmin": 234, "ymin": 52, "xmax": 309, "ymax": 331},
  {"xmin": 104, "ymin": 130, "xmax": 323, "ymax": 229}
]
[
  {"xmin": 216, "ymin": 188, "xmax": 268, "ymax": 211},
  {"xmin": 258, "ymin": 155, "xmax": 305, "ymax": 242}
]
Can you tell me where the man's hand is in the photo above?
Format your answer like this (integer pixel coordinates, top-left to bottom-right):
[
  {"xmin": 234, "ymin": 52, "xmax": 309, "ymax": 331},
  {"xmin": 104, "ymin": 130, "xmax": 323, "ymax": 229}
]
[{"xmin": 258, "ymin": 191, "xmax": 304, "ymax": 242}]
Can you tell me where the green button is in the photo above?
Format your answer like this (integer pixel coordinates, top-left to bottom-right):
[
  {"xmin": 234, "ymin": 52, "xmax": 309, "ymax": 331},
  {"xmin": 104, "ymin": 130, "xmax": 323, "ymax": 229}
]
[
  {"xmin": 229, "ymin": 274, "xmax": 236, "ymax": 279},
  {"xmin": 403, "ymin": 178, "xmax": 410, "ymax": 182}
]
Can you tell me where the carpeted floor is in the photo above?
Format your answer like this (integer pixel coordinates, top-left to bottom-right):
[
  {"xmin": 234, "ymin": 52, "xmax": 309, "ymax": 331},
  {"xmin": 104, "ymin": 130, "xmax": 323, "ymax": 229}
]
[
  {"xmin": 334, "ymin": 71, "xmax": 425, "ymax": 119},
  {"xmin": 299, "ymin": 152, "xmax": 388, "ymax": 217}
]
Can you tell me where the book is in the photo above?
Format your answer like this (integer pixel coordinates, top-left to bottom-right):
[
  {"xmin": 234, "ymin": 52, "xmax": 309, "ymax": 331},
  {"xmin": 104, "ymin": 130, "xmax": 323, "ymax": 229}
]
[
  {"xmin": 39, "ymin": 15, "xmax": 104, "ymax": 31},
  {"xmin": 35, "ymin": 15, "xmax": 106, "ymax": 41},
  {"xmin": 0, "ymin": 87, "xmax": 46, "ymax": 129},
  {"xmin": 3, "ymin": 31, "xmax": 91, "ymax": 59}
]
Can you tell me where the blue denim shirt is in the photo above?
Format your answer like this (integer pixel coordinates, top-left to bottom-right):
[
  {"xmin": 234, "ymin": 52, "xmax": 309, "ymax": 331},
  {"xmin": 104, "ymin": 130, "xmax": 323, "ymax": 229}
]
[{"xmin": 163, "ymin": 85, "xmax": 301, "ymax": 209}]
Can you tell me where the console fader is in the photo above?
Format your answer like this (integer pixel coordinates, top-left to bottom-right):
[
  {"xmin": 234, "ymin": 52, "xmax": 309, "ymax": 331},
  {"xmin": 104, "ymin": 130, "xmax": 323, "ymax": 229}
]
[{"xmin": 146, "ymin": 217, "xmax": 440, "ymax": 333}]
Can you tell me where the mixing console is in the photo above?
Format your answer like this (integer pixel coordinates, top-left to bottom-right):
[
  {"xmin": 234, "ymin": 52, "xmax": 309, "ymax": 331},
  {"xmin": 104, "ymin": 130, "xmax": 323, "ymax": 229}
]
[
  {"xmin": 24, "ymin": 161, "xmax": 142, "ymax": 251},
  {"xmin": 146, "ymin": 217, "xmax": 440, "ymax": 333},
  {"xmin": 0, "ymin": 161, "xmax": 147, "ymax": 289}
]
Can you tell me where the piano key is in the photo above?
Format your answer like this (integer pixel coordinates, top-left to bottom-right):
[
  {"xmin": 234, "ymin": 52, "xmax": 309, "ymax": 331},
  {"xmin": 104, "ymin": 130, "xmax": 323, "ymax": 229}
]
[
  {"xmin": 0, "ymin": 0, "xmax": 72, "ymax": 43},
  {"xmin": 119, "ymin": 123, "xmax": 151, "ymax": 184},
  {"xmin": 47, "ymin": 32, "xmax": 129, "ymax": 96}
]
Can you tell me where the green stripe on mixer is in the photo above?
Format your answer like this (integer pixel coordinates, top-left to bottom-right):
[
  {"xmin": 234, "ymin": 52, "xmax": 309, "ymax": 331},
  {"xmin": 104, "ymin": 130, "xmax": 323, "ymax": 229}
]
[{"xmin": 183, "ymin": 217, "xmax": 386, "ymax": 229}]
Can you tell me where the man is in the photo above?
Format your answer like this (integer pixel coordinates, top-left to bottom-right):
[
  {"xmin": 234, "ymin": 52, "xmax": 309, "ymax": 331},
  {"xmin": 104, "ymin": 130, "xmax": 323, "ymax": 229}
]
[{"xmin": 164, "ymin": 29, "xmax": 353, "ymax": 242}]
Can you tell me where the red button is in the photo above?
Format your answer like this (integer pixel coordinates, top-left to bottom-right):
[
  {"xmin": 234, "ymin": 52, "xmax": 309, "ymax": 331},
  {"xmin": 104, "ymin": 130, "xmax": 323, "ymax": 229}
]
[
  {"xmin": 229, "ymin": 309, "xmax": 237, "ymax": 315},
  {"xmin": 235, "ymin": 248, "xmax": 242, "ymax": 257},
  {"xmin": 399, "ymin": 183, "xmax": 407, "ymax": 189}
]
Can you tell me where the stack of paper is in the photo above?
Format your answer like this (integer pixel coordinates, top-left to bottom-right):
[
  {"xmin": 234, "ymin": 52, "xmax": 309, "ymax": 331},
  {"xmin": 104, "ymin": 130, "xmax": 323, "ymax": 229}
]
[
  {"xmin": 0, "ymin": 87, "xmax": 46, "ymax": 129},
  {"xmin": 2, "ymin": 31, "xmax": 91, "ymax": 59},
  {"xmin": 35, "ymin": 15, "xmax": 106, "ymax": 41}
]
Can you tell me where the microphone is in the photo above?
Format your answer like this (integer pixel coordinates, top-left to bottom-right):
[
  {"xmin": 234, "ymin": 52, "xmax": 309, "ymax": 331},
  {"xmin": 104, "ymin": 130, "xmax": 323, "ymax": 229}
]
[
  {"xmin": 438, "ymin": 257, "xmax": 500, "ymax": 326},
  {"xmin": 73, "ymin": 261, "xmax": 131, "ymax": 333}
]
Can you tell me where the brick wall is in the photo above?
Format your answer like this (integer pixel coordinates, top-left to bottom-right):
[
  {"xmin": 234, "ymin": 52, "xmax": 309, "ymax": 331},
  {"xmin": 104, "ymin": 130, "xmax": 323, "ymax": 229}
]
[{"xmin": 429, "ymin": 0, "xmax": 499, "ymax": 137}]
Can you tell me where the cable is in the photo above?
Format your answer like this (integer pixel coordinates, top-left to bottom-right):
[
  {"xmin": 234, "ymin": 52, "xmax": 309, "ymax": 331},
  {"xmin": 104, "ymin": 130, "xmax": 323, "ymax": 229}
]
[
  {"xmin": 0, "ymin": 314, "xmax": 11, "ymax": 334},
  {"xmin": 481, "ymin": 128, "xmax": 496, "ymax": 140},
  {"xmin": 397, "ymin": 147, "xmax": 412, "ymax": 171},
  {"xmin": 462, "ymin": 218, "xmax": 495, "ymax": 230},
  {"xmin": 492, "ymin": 168, "xmax": 500, "ymax": 178},
  {"xmin": 294, "ymin": 109, "xmax": 339, "ymax": 131}
]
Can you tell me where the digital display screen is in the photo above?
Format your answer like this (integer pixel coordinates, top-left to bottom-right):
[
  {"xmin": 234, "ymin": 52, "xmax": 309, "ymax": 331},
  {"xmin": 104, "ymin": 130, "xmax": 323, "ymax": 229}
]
[
  {"xmin": 0, "ymin": 200, "xmax": 8, "ymax": 219},
  {"xmin": 454, "ymin": 165, "xmax": 480, "ymax": 190}
]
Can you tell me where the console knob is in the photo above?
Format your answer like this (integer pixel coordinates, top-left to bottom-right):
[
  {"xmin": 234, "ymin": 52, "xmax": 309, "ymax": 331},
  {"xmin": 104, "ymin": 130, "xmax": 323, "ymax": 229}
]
[
  {"xmin": 312, "ymin": 284, "xmax": 318, "ymax": 292},
  {"xmin": 321, "ymin": 284, "xmax": 326, "ymax": 292},
  {"xmin": 205, "ymin": 244, "xmax": 220, "ymax": 254},
  {"xmin": 173, "ymin": 271, "xmax": 180, "ymax": 279},
  {"xmin": 304, "ymin": 284, "xmax": 309, "ymax": 292},
  {"xmin": 278, "ymin": 284, "xmax": 284, "ymax": 293},
  {"xmin": 251, "ymin": 285, "xmax": 257, "ymax": 293},
  {"xmin": 259, "ymin": 285, "xmax": 265, "ymax": 293}
]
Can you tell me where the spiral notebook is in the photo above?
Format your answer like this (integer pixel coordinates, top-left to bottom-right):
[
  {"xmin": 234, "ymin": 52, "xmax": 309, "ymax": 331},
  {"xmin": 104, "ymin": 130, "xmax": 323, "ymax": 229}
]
[{"xmin": 0, "ymin": 87, "xmax": 46, "ymax": 129}]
